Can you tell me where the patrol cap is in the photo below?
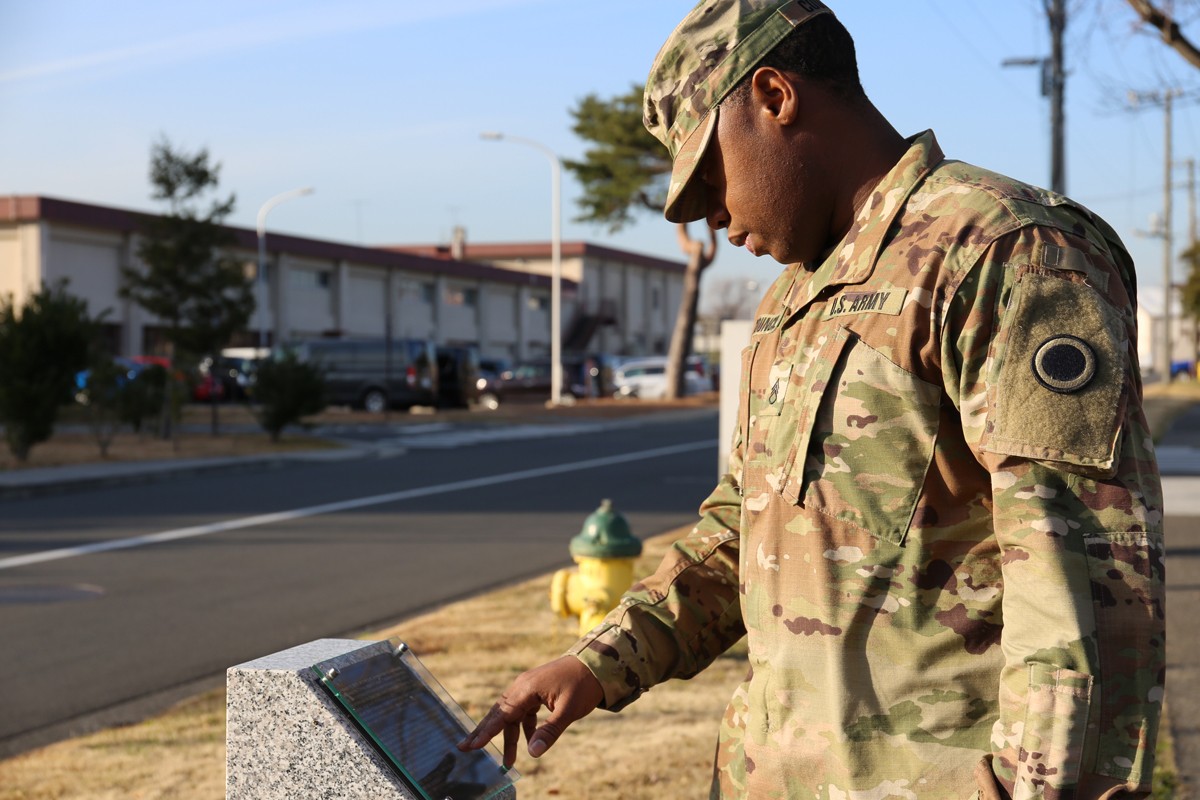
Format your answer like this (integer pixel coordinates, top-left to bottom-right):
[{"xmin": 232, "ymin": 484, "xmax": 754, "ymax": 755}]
[{"xmin": 645, "ymin": 0, "xmax": 833, "ymax": 223}]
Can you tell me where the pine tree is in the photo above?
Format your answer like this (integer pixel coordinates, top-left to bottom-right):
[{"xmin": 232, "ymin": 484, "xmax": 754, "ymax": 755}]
[
  {"xmin": 121, "ymin": 138, "xmax": 255, "ymax": 437},
  {"xmin": 565, "ymin": 84, "xmax": 717, "ymax": 400},
  {"xmin": 0, "ymin": 281, "xmax": 96, "ymax": 461}
]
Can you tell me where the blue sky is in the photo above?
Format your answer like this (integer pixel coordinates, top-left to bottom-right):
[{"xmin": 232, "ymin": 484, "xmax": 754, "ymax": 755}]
[{"xmin": 4, "ymin": 1, "xmax": 1200, "ymax": 303}]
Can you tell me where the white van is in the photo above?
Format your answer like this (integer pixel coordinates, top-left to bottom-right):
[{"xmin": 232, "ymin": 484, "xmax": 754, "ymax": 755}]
[{"xmin": 613, "ymin": 356, "xmax": 709, "ymax": 399}]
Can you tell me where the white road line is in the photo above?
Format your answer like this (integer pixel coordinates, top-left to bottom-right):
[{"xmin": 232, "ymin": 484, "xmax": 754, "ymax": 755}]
[{"xmin": 0, "ymin": 440, "xmax": 714, "ymax": 572}]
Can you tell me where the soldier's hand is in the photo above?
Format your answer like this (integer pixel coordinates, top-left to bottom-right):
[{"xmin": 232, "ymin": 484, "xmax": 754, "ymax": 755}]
[{"xmin": 458, "ymin": 655, "xmax": 604, "ymax": 769}]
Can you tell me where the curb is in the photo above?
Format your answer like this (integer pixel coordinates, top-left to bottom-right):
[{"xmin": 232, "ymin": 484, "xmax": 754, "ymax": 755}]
[{"xmin": 0, "ymin": 447, "xmax": 373, "ymax": 502}]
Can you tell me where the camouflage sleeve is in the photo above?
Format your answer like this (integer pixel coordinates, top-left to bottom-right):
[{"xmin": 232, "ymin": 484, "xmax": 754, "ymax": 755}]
[
  {"xmin": 942, "ymin": 225, "xmax": 1165, "ymax": 798},
  {"xmin": 565, "ymin": 427, "xmax": 745, "ymax": 711}
]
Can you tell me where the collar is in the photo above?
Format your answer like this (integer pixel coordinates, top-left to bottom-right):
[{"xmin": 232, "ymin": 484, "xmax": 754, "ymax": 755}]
[{"xmin": 786, "ymin": 130, "xmax": 944, "ymax": 314}]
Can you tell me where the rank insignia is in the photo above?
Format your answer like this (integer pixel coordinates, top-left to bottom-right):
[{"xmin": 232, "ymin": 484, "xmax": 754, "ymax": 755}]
[{"xmin": 1032, "ymin": 335, "xmax": 1097, "ymax": 393}]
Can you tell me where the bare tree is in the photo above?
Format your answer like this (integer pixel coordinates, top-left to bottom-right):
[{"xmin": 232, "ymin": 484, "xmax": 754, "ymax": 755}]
[{"xmin": 1125, "ymin": 0, "xmax": 1200, "ymax": 68}]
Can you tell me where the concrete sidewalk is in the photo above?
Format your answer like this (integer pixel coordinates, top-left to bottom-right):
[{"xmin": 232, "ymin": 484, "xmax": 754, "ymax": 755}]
[{"xmin": 1159, "ymin": 405, "xmax": 1200, "ymax": 798}]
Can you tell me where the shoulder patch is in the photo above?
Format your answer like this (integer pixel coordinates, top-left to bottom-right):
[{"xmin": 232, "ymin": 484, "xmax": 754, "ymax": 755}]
[
  {"xmin": 985, "ymin": 271, "xmax": 1127, "ymax": 473},
  {"xmin": 1032, "ymin": 335, "xmax": 1096, "ymax": 394}
]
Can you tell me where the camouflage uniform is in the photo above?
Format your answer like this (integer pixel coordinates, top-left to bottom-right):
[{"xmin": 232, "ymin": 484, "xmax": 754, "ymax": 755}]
[{"xmin": 567, "ymin": 3, "xmax": 1165, "ymax": 798}]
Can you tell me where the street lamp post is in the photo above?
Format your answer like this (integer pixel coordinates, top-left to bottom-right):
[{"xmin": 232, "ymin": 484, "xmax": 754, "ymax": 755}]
[
  {"xmin": 481, "ymin": 132, "xmax": 563, "ymax": 406},
  {"xmin": 256, "ymin": 187, "xmax": 315, "ymax": 351}
]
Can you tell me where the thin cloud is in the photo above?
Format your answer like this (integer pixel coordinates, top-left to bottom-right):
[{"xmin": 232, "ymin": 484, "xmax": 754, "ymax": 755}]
[{"xmin": 0, "ymin": 0, "xmax": 544, "ymax": 86}]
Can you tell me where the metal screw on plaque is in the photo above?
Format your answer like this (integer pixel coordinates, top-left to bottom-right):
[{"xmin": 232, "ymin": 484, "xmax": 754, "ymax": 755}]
[
  {"xmin": 394, "ymin": 642, "xmax": 409, "ymax": 658},
  {"xmin": 324, "ymin": 667, "xmax": 339, "ymax": 681}
]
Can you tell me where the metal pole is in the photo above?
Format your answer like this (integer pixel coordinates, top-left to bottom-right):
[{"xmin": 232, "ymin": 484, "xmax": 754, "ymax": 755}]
[
  {"xmin": 1162, "ymin": 91, "xmax": 1175, "ymax": 381},
  {"xmin": 480, "ymin": 132, "xmax": 563, "ymax": 405},
  {"xmin": 1188, "ymin": 158, "xmax": 1196, "ymax": 250},
  {"xmin": 1189, "ymin": 158, "xmax": 1198, "ymax": 370},
  {"xmin": 550, "ymin": 154, "xmax": 562, "ymax": 407},
  {"xmin": 256, "ymin": 187, "xmax": 315, "ymax": 352},
  {"xmin": 1048, "ymin": 0, "xmax": 1067, "ymax": 194},
  {"xmin": 256, "ymin": 232, "xmax": 268, "ymax": 351}
]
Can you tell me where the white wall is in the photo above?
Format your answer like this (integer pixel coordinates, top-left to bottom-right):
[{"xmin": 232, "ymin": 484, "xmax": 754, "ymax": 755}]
[
  {"xmin": 719, "ymin": 319, "xmax": 753, "ymax": 479},
  {"xmin": 440, "ymin": 280, "xmax": 478, "ymax": 343},
  {"xmin": 345, "ymin": 267, "xmax": 386, "ymax": 336},
  {"xmin": 46, "ymin": 229, "xmax": 124, "ymax": 320},
  {"xmin": 283, "ymin": 256, "xmax": 336, "ymax": 337},
  {"xmin": 0, "ymin": 228, "xmax": 25, "ymax": 304}
]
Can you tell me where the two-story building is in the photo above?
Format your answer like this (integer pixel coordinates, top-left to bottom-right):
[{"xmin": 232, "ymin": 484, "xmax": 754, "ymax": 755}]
[{"xmin": 0, "ymin": 196, "xmax": 687, "ymax": 364}]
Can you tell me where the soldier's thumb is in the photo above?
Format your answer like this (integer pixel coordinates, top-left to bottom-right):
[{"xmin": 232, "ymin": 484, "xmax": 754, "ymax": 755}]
[{"xmin": 527, "ymin": 712, "xmax": 572, "ymax": 758}]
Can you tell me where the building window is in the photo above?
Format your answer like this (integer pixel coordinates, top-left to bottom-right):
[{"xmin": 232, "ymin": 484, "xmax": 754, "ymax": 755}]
[
  {"xmin": 290, "ymin": 269, "xmax": 330, "ymax": 291},
  {"xmin": 420, "ymin": 282, "xmax": 436, "ymax": 305},
  {"xmin": 527, "ymin": 294, "xmax": 549, "ymax": 311},
  {"xmin": 652, "ymin": 287, "xmax": 661, "ymax": 310},
  {"xmin": 444, "ymin": 286, "xmax": 478, "ymax": 307}
]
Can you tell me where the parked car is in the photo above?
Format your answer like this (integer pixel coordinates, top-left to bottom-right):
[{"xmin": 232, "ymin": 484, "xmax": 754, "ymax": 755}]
[
  {"xmin": 436, "ymin": 345, "xmax": 482, "ymax": 408},
  {"xmin": 209, "ymin": 347, "xmax": 270, "ymax": 401},
  {"xmin": 191, "ymin": 370, "xmax": 226, "ymax": 403},
  {"xmin": 475, "ymin": 357, "xmax": 511, "ymax": 410},
  {"xmin": 281, "ymin": 338, "xmax": 438, "ymax": 412},
  {"xmin": 613, "ymin": 355, "xmax": 709, "ymax": 400},
  {"xmin": 497, "ymin": 357, "xmax": 606, "ymax": 403},
  {"xmin": 73, "ymin": 357, "xmax": 145, "ymax": 404}
]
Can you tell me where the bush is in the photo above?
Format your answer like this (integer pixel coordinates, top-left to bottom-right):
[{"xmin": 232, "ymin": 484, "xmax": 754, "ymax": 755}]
[
  {"xmin": 78, "ymin": 357, "xmax": 125, "ymax": 458},
  {"xmin": 253, "ymin": 352, "xmax": 327, "ymax": 442},
  {"xmin": 0, "ymin": 282, "xmax": 95, "ymax": 462}
]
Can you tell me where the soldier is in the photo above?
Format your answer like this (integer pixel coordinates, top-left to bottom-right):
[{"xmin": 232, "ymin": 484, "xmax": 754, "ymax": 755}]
[{"xmin": 460, "ymin": 2, "xmax": 1165, "ymax": 797}]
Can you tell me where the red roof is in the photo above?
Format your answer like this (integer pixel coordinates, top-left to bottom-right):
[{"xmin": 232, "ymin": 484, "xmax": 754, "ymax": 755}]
[{"xmin": 388, "ymin": 240, "xmax": 687, "ymax": 274}]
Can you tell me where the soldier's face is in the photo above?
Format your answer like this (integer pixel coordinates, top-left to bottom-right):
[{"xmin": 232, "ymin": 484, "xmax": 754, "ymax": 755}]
[{"xmin": 699, "ymin": 89, "xmax": 833, "ymax": 266}]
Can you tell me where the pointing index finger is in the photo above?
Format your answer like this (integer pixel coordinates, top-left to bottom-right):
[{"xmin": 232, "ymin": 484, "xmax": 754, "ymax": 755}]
[{"xmin": 459, "ymin": 703, "xmax": 503, "ymax": 750}]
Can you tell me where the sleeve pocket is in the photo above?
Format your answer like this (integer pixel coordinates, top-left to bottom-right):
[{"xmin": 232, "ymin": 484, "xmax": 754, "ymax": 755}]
[{"xmin": 1014, "ymin": 663, "xmax": 1094, "ymax": 798}]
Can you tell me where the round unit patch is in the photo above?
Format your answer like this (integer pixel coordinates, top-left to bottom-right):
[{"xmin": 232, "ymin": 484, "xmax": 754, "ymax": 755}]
[{"xmin": 1032, "ymin": 335, "xmax": 1097, "ymax": 393}]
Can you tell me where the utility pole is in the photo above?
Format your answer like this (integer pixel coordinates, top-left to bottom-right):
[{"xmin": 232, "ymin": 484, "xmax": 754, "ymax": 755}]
[
  {"xmin": 1048, "ymin": 0, "xmax": 1066, "ymax": 194},
  {"xmin": 1185, "ymin": 158, "xmax": 1198, "ymax": 368},
  {"xmin": 1002, "ymin": 0, "xmax": 1067, "ymax": 194},
  {"xmin": 1165, "ymin": 89, "xmax": 1176, "ymax": 380},
  {"xmin": 1129, "ymin": 88, "xmax": 1182, "ymax": 381}
]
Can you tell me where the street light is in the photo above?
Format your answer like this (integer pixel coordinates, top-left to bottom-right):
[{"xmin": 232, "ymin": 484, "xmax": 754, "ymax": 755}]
[
  {"xmin": 256, "ymin": 187, "xmax": 315, "ymax": 351},
  {"xmin": 481, "ymin": 131, "xmax": 563, "ymax": 406}
]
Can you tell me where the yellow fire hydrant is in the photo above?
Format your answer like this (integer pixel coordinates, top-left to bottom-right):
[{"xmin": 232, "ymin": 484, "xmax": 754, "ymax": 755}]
[{"xmin": 550, "ymin": 499, "xmax": 644, "ymax": 635}]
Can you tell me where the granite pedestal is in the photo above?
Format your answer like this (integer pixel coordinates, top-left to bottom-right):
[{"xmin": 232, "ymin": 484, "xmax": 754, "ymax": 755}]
[{"xmin": 226, "ymin": 638, "xmax": 515, "ymax": 800}]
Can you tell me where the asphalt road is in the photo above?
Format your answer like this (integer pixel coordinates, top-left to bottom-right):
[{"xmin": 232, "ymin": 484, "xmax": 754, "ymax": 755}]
[{"xmin": 0, "ymin": 412, "xmax": 719, "ymax": 757}]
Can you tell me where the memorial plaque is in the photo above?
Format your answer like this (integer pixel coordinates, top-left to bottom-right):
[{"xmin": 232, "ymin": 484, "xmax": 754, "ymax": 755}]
[{"xmin": 312, "ymin": 640, "xmax": 517, "ymax": 800}]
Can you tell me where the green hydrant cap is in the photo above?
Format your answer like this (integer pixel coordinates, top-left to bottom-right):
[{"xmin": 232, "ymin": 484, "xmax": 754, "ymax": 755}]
[{"xmin": 569, "ymin": 499, "xmax": 643, "ymax": 559}]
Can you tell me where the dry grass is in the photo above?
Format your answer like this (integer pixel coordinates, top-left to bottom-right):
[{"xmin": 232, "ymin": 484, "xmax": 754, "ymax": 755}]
[
  {"xmin": 0, "ymin": 690, "xmax": 227, "ymax": 800},
  {"xmin": 2, "ymin": 395, "xmax": 717, "ymax": 472},
  {"xmin": 0, "ymin": 429, "xmax": 336, "ymax": 472},
  {"xmin": 0, "ymin": 529, "xmax": 743, "ymax": 800}
]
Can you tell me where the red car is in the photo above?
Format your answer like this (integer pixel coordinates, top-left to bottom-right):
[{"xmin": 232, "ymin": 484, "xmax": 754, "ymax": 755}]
[{"xmin": 130, "ymin": 355, "xmax": 223, "ymax": 402}]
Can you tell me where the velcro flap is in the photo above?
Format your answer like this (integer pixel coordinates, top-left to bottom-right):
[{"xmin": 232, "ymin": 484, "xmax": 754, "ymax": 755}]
[{"xmin": 985, "ymin": 270, "xmax": 1127, "ymax": 472}]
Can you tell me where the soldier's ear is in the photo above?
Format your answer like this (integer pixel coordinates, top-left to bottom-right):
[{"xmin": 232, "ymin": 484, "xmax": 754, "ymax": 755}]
[{"xmin": 749, "ymin": 67, "xmax": 800, "ymax": 127}]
